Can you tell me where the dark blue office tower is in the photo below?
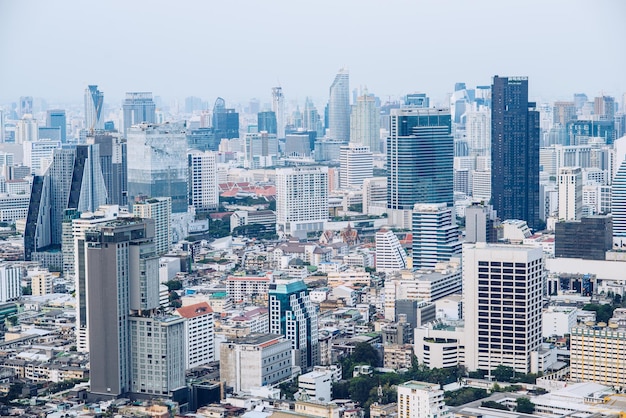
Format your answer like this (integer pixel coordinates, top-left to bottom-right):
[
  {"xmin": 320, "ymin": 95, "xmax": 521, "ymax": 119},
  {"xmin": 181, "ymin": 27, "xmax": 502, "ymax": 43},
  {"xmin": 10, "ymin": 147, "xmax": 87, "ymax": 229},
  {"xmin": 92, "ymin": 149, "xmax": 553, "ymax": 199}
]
[
  {"xmin": 491, "ymin": 76, "xmax": 540, "ymax": 230},
  {"xmin": 212, "ymin": 97, "xmax": 239, "ymax": 140},
  {"xmin": 258, "ymin": 111, "xmax": 277, "ymax": 134}
]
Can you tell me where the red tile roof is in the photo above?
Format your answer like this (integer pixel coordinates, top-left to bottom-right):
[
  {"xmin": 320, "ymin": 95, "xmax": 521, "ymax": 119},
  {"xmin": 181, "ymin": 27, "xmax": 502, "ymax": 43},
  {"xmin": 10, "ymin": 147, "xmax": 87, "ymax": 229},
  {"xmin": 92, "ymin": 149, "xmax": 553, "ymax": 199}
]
[{"xmin": 175, "ymin": 302, "xmax": 213, "ymax": 318}]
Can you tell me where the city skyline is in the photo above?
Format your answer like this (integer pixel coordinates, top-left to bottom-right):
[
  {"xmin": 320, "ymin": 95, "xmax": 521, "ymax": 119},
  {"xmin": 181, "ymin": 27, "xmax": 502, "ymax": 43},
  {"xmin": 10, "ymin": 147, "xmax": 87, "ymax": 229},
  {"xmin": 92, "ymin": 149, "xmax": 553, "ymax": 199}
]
[{"xmin": 0, "ymin": 1, "xmax": 624, "ymax": 106}]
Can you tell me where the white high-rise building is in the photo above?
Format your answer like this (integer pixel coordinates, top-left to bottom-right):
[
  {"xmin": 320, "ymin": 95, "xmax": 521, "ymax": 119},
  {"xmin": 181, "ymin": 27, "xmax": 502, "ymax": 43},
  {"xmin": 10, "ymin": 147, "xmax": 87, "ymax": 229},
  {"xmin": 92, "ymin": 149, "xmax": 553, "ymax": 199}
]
[
  {"xmin": 175, "ymin": 302, "xmax": 215, "ymax": 369},
  {"xmin": 276, "ymin": 166, "xmax": 328, "ymax": 238},
  {"xmin": 187, "ymin": 150, "xmax": 219, "ymax": 212},
  {"xmin": 0, "ymin": 263, "xmax": 21, "ymax": 302},
  {"xmin": 397, "ymin": 381, "xmax": 450, "ymax": 418},
  {"xmin": 558, "ymin": 167, "xmax": 583, "ymax": 220},
  {"xmin": 464, "ymin": 243, "xmax": 544, "ymax": 374},
  {"xmin": 15, "ymin": 115, "xmax": 38, "ymax": 144},
  {"xmin": 339, "ymin": 144, "xmax": 373, "ymax": 188},
  {"xmin": 133, "ymin": 197, "xmax": 172, "ymax": 256},
  {"xmin": 412, "ymin": 203, "xmax": 461, "ymax": 270},
  {"xmin": 23, "ymin": 139, "xmax": 61, "ymax": 175},
  {"xmin": 243, "ymin": 132, "xmax": 278, "ymax": 168},
  {"xmin": 466, "ymin": 109, "xmax": 490, "ymax": 157},
  {"xmin": 362, "ymin": 177, "xmax": 387, "ymax": 215},
  {"xmin": 613, "ymin": 159, "xmax": 626, "ymax": 238},
  {"xmin": 375, "ymin": 229, "xmax": 408, "ymax": 273},
  {"xmin": 328, "ymin": 68, "xmax": 350, "ymax": 141},
  {"xmin": 350, "ymin": 90, "xmax": 380, "ymax": 152},
  {"xmin": 272, "ymin": 87, "xmax": 285, "ymax": 139}
]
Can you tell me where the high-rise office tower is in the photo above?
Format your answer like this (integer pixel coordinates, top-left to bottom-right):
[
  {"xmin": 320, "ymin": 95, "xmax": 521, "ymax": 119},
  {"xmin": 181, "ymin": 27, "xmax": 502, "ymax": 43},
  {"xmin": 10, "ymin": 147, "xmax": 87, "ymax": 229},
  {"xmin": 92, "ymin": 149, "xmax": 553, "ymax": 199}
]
[
  {"xmin": 405, "ymin": 93, "xmax": 430, "ymax": 108},
  {"xmin": 86, "ymin": 132, "xmax": 128, "ymax": 207},
  {"xmin": 212, "ymin": 97, "xmax": 239, "ymax": 140},
  {"xmin": 387, "ymin": 108, "xmax": 454, "ymax": 229},
  {"xmin": 15, "ymin": 115, "xmax": 39, "ymax": 144},
  {"xmin": 257, "ymin": 111, "xmax": 277, "ymax": 135},
  {"xmin": 85, "ymin": 218, "xmax": 185, "ymax": 398},
  {"xmin": 464, "ymin": 243, "xmax": 544, "ymax": 374},
  {"xmin": 375, "ymin": 228, "xmax": 408, "ymax": 273},
  {"xmin": 574, "ymin": 93, "xmax": 588, "ymax": 111},
  {"xmin": 465, "ymin": 202, "xmax": 497, "ymax": 243},
  {"xmin": 303, "ymin": 97, "xmax": 322, "ymax": 136},
  {"xmin": 411, "ymin": 203, "xmax": 462, "ymax": 269},
  {"xmin": 328, "ymin": 68, "xmax": 350, "ymax": 141},
  {"xmin": 19, "ymin": 96, "xmax": 33, "ymax": 118},
  {"xmin": 339, "ymin": 143, "xmax": 373, "ymax": 188},
  {"xmin": 243, "ymin": 132, "xmax": 278, "ymax": 168},
  {"xmin": 122, "ymin": 92, "xmax": 156, "ymax": 136},
  {"xmin": 272, "ymin": 87, "xmax": 285, "ymax": 139},
  {"xmin": 23, "ymin": 139, "xmax": 61, "ymax": 175},
  {"xmin": 133, "ymin": 196, "xmax": 172, "ymax": 256},
  {"xmin": 491, "ymin": 76, "xmax": 540, "ymax": 229},
  {"xmin": 46, "ymin": 109, "xmax": 66, "ymax": 142},
  {"xmin": 558, "ymin": 167, "xmax": 583, "ymax": 221},
  {"xmin": 0, "ymin": 263, "xmax": 21, "ymax": 303},
  {"xmin": 466, "ymin": 108, "xmax": 491, "ymax": 157},
  {"xmin": 25, "ymin": 145, "xmax": 108, "ymax": 261},
  {"xmin": 127, "ymin": 123, "xmax": 188, "ymax": 213},
  {"xmin": 84, "ymin": 85, "xmax": 104, "ymax": 132},
  {"xmin": 275, "ymin": 166, "xmax": 328, "ymax": 238},
  {"xmin": 553, "ymin": 101, "xmax": 577, "ymax": 126},
  {"xmin": 269, "ymin": 278, "xmax": 319, "ymax": 371},
  {"xmin": 350, "ymin": 90, "xmax": 380, "ymax": 153},
  {"xmin": 594, "ymin": 96, "xmax": 615, "ymax": 121},
  {"xmin": 69, "ymin": 205, "xmax": 120, "ymax": 352},
  {"xmin": 187, "ymin": 150, "xmax": 219, "ymax": 213},
  {"xmin": 612, "ymin": 160, "xmax": 626, "ymax": 239}
]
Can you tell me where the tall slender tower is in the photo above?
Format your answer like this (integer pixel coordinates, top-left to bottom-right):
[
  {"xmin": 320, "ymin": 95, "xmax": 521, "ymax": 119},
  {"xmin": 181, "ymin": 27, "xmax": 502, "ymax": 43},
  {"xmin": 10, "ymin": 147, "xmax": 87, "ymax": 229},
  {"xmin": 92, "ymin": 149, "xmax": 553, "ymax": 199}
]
[
  {"xmin": 84, "ymin": 85, "xmax": 104, "ymax": 131},
  {"xmin": 272, "ymin": 87, "xmax": 285, "ymax": 139},
  {"xmin": 558, "ymin": 167, "xmax": 582, "ymax": 221},
  {"xmin": 491, "ymin": 76, "xmax": 540, "ymax": 229},
  {"xmin": 328, "ymin": 68, "xmax": 350, "ymax": 141},
  {"xmin": 350, "ymin": 89, "xmax": 380, "ymax": 152}
]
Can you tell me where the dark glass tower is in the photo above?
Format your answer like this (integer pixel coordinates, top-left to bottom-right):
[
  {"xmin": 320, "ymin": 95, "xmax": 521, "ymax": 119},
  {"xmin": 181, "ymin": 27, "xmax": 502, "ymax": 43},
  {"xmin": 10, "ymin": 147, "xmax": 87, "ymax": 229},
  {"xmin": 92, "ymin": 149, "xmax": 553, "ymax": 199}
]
[
  {"xmin": 212, "ymin": 97, "xmax": 239, "ymax": 140},
  {"xmin": 258, "ymin": 111, "xmax": 277, "ymax": 134},
  {"xmin": 386, "ymin": 107, "xmax": 453, "ymax": 227},
  {"xmin": 491, "ymin": 76, "xmax": 540, "ymax": 230},
  {"xmin": 46, "ymin": 109, "xmax": 67, "ymax": 142}
]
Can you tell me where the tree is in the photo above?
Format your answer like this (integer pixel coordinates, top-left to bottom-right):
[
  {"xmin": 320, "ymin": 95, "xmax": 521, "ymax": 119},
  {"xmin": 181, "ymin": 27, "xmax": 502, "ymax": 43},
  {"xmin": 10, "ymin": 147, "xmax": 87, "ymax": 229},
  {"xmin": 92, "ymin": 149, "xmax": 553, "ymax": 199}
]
[
  {"xmin": 348, "ymin": 376, "xmax": 376, "ymax": 405},
  {"xmin": 582, "ymin": 303, "xmax": 615, "ymax": 323},
  {"xmin": 516, "ymin": 397, "xmax": 535, "ymax": 413},
  {"xmin": 331, "ymin": 381, "xmax": 350, "ymax": 399},
  {"xmin": 492, "ymin": 365, "xmax": 515, "ymax": 382},
  {"xmin": 351, "ymin": 342, "xmax": 380, "ymax": 367},
  {"xmin": 165, "ymin": 280, "xmax": 183, "ymax": 291}
]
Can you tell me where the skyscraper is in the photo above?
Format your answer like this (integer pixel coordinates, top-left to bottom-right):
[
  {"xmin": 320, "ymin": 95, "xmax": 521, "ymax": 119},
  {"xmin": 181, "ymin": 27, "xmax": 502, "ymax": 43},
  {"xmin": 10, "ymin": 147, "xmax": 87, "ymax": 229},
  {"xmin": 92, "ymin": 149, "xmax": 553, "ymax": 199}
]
[
  {"xmin": 46, "ymin": 109, "xmax": 66, "ymax": 142},
  {"xmin": 491, "ymin": 76, "xmax": 540, "ymax": 229},
  {"xmin": 350, "ymin": 90, "xmax": 380, "ymax": 152},
  {"xmin": 464, "ymin": 243, "xmax": 544, "ymax": 374},
  {"xmin": 85, "ymin": 218, "xmax": 185, "ymax": 398},
  {"xmin": 269, "ymin": 278, "xmax": 319, "ymax": 371},
  {"xmin": 25, "ymin": 144, "xmax": 108, "ymax": 261},
  {"xmin": 187, "ymin": 150, "xmax": 219, "ymax": 213},
  {"xmin": 272, "ymin": 87, "xmax": 285, "ymax": 139},
  {"xmin": 328, "ymin": 68, "xmax": 350, "ymax": 141},
  {"xmin": 375, "ymin": 228, "xmax": 408, "ymax": 273},
  {"xmin": 122, "ymin": 92, "xmax": 156, "ymax": 136},
  {"xmin": 339, "ymin": 143, "xmax": 373, "ymax": 188},
  {"xmin": 387, "ymin": 107, "xmax": 454, "ymax": 229},
  {"xmin": 612, "ymin": 160, "xmax": 626, "ymax": 239},
  {"xmin": 86, "ymin": 132, "xmax": 128, "ymax": 207},
  {"xmin": 212, "ymin": 97, "xmax": 239, "ymax": 140},
  {"xmin": 257, "ymin": 111, "xmax": 277, "ymax": 135},
  {"xmin": 84, "ymin": 85, "xmax": 104, "ymax": 131},
  {"xmin": 127, "ymin": 123, "xmax": 188, "ymax": 213},
  {"xmin": 411, "ymin": 203, "xmax": 462, "ymax": 269},
  {"xmin": 133, "ymin": 196, "xmax": 172, "ymax": 256},
  {"xmin": 558, "ymin": 167, "xmax": 582, "ymax": 221},
  {"xmin": 275, "ymin": 166, "xmax": 328, "ymax": 238},
  {"xmin": 19, "ymin": 96, "xmax": 33, "ymax": 118}
]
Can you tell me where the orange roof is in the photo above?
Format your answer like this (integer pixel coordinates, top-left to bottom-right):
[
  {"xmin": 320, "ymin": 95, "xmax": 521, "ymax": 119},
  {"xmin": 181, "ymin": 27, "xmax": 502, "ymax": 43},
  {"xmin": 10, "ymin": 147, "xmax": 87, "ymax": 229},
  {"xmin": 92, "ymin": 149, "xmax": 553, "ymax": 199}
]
[{"xmin": 175, "ymin": 302, "xmax": 213, "ymax": 318}]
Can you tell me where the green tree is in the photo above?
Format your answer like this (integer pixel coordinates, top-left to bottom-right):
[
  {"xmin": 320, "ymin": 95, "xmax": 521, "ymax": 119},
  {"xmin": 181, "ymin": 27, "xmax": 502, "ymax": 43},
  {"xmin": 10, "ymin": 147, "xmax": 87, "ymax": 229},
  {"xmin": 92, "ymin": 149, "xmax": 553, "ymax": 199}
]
[
  {"xmin": 351, "ymin": 342, "xmax": 380, "ymax": 367},
  {"xmin": 582, "ymin": 303, "xmax": 615, "ymax": 323},
  {"xmin": 492, "ymin": 365, "xmax": 515, "ymax": 382},
  {"xmin": 165, "ymin": 280, "xmax": 183, "ymax": 291},
  {"xmin": 516, "ymin": 397, "xmax": 535, "ymax": 413},
  {"xmin": 331, "ymin": 381, "xmax": 350, "ymax": 399},
  {"xmin": 348, "ymin": 376, "xmax": 376, "ymax": 405}
]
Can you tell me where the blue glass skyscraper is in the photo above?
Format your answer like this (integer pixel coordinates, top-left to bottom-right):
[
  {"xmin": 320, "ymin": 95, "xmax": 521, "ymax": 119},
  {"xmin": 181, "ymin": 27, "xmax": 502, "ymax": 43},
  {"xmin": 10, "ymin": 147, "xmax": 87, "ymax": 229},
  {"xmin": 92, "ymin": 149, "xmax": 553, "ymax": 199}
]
[
  {"xmin": 386, "ymin": 107, "xmax": 453, "ymax": 228},
  {"xmin": 46, "ymin": 109, "xmax": 66, "ymax": 142}
]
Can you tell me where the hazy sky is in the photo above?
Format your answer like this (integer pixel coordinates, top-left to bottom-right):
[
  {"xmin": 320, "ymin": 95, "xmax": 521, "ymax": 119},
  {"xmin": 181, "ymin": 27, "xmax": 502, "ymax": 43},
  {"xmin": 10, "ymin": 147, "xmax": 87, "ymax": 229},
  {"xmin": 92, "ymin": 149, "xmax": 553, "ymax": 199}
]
[{"xmin": 1, "ymin": 0, "xmax": 625, "ymax": 108}]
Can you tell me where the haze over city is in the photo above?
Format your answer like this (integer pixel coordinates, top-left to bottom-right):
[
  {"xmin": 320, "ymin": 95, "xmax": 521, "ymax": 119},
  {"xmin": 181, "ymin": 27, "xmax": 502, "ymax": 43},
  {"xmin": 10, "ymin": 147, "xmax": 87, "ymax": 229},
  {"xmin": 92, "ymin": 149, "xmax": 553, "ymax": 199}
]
[{"xmin": 1, "ymin": 0, "xmax": 625, "ymax": 105}]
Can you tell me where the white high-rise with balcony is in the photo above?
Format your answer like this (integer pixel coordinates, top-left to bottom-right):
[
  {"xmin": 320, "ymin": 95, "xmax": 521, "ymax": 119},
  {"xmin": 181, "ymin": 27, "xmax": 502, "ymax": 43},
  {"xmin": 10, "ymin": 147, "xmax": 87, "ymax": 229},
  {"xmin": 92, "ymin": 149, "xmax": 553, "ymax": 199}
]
[
  {"xmin": 375, "ymin": 229, "xmax": 408, "ymax": 273},
  {"xmin": 276, "ymin": 166, "xmax": 328, "ymax": 238},
  {"xmin": 187, "ymin": 150, "xmax": 219, "ymax": 212}
]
